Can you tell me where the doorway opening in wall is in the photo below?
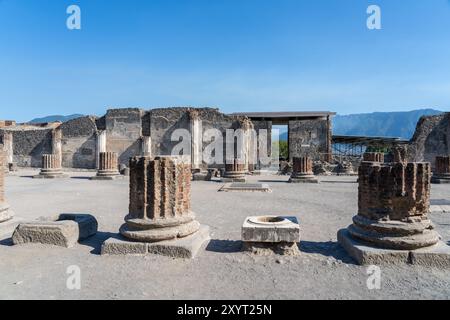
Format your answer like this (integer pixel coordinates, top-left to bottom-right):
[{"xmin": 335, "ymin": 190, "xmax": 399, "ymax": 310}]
[{"xmin": 272, "ymin": 124, "xmax": 289, "ymax": 164}]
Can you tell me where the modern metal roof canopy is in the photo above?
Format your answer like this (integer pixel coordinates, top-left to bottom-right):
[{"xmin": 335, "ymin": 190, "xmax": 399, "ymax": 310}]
[{"xmin": 230, "ymin": 111, "xmax": 336, "ymax": 120}]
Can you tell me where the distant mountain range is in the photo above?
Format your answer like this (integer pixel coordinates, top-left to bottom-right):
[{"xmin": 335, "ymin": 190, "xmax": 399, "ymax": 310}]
[
  {"xmin": 280, "ymin": 108, "xmax": 443, "ymax": 141},
  {"xmin": 30, "ymin": 109, "xmax": 444, "ymax": 141},
  {"xmin": 28, "ymin": 114, "xmax": 85, "ymax": 124}
]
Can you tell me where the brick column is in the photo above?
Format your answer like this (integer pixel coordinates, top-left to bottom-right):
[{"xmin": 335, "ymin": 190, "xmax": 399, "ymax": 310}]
[
  {"xmin": 344, "ymin": 161, "xmax": 439, "ymax": 250},
  {"xmin": 223, "ymin": 158, "xmax": 247, "ymax": 182},
  {"xmin": 34, "ymin": 154, "xmax": 67, "ymax": 179},
  {"xmin": 92, "ymin": 152, "xmax": 120, "ymax": 180},
  {"xmin": 432, "ymin": 156, "xmax": 450, "ymax": 184},
  {"xmin": 289, "ymin": 156, "xmax": 318, "ymax": 183},
  {"xmin": 120, "ymin": 156, "xmax": 200, "ymax": 242},
  {"xmin": 0, "ymin": 150, "xmax": 14, "ymax": 223}
]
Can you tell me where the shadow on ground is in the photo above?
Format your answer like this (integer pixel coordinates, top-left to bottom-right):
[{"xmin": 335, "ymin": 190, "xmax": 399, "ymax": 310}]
[
  {"xmin": 299, "ymin": 240, "xmax": 356, "ymax": 264},
  {"xmin": 257, "ymin": 180, "xmax": 289, "ymax": 183},
  {"xmin": 431, "ymin": 199, "xmax": 450, "ymax": 205},
  {"xmin": 70, "ymin": 176, "xmax": 92, "ymax": 180},
  {"xmin": 205, "ymin": 238, "xmax": 356, "ymax": 264},
  {"xmin": 320, "ymin": 180, "xmax": 357, "ymax": 184},
  {"xmin": 206, "ymin": 239, "xmax": 243, "ymax": 253},
  {"xmin": 79, "ymin": 231, "xmax": 116, "ymax": 255}
]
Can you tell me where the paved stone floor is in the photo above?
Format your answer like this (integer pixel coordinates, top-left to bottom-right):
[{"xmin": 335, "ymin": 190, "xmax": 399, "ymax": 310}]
[{"xmin": 0, "ymin": 169, "xmax": 449, "ymax": 300}]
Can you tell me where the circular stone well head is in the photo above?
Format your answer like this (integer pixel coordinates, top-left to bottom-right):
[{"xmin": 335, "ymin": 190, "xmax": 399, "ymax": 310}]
[{"xmin": 248, "ymin": 216, "xmax": 289, "ymax": 225}]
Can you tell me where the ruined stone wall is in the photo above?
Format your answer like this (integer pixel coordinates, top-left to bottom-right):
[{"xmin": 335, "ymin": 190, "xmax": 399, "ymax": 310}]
[
  {"xmin": 105, "ymin": 108, "xmax": 143, "ymax": 165},
  {"xmin": 289, "ymin": 117, "xmax": 330, "ymax": 161},
  {"xmin": 8, "ymin": 129, "xmax": 53, "ymax": 167},
  {"xmin": 60, "ymin": 116, "xmax": 98, "ymax": 169},
  {"xmin": 408, "ymin": 113, "xmax": 450, "ymax": 169}
]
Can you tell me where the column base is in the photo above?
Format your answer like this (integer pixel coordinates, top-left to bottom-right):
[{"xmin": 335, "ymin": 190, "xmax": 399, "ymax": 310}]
[
  {"xmin": 338, "ymin": 228, "xmax": 450, "ymax": 267},
  {"xmin": 101, "ymin": 225, "xmax": 210, "ymax": 259},
  {"xmin": 33, "ymin": 170, "xmax": 68, "ymax": 179},
  {"xmin": 289, "ymin": 174, "xmax": 319, "ymax": 184}
]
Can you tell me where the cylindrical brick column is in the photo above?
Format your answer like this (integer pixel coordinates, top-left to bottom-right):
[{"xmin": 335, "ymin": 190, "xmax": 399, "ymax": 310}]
[
  {"xmin": 223, "ymin": 158, "xmax": 247, "ymax": 180},
  {"xmin": 35, "ymin": 154, "xmax": 66, "ymax": 178},
  {"xmin": 345, "ymin": 161, "xmax": 439, "ymax": 250},
  {"xmin": 289, "ymin": 157, "xmax": 318, "ymax": 183},
  {"xmin": 94, "ymin": 152, "xmax": 120, "ymax": 179},
  {"xmin": 120, "ymin": 156, "xmax": 200, "ymax": 242},
  {"xmin": 363, "ymin": 152, "xmax": 384, "ymax": 163},
  {"xmin": 0, "ymin": 150, "xmax": 14, "ymax": 223}
]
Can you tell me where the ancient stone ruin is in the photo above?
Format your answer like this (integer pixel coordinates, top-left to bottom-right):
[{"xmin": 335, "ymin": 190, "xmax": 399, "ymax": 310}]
[
  {"xmin": 241, "ymin": 216, "xmax": 300, "ymax": 255},
  {"xmin": 431, "ymin": 156, "xmax": 450, "ymax": 184},
  {"xmin": 12, "ymin": 214, "xmax": 98, "ymax": 248},
  {"xmin": 338, "ymin": 161, "xmax": 450, "ymax": 266},
  {"xmin": 222, "ymin": 159, "xmax": 247, "ymax": 182},
  {"xmin": 335, "ymin": 161, "xmax": 355, "ymax": 175},
  {"xmin": 102, "ymin": 156, "xmax": 210, "ymax": 258},
  {"xmin": 363, "ymin": 152, "xmax": 384, "ymax": 163},
  {"xmin": 0, "ymin": 149, "xmax": 18, "ymax": 239},
  {"xmin": 91, "ymin": 152, "xmax": 121, "ymax": 180},
  {"xmin": 33, "ymin": 154, "xmax": 67, "ymax": 179},
  {"xmin": 289, "ymin": 156, "xmax": 318, "ymax": 183}
]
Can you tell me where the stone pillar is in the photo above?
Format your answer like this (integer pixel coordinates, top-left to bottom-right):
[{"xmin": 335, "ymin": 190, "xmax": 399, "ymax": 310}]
[
  {"xmin": 188, "ymin": 110, "xmax": 202, "ymax": 170},
  {"xmin": 340, "ymin": 161, "xmax": 440, "ymax": 252},
  {"xmin": 240, "ymin": 118, "xmax": 255, "ymax": 173},
  {"xmin": 121, "ymin": 156, "xmax": 200, "ymax": 241},
  {"xmin": 91, "ymin": 152, "xmax": 121, "ymax": 180},
  {"xmin": 363, "ymin": 152, "xmax": 384, "ymax": 163},
  {"xmin": 431, "ymin": 156, "xmax": 450, "ymax": 184},
  {"xmin": 289, "ymin": 156, "xmax": 318, "ymax": 183},
  {"xmin": 52, "ymin": 127, "xmax": 62, "ymax": 163},
  {"xmin": 34, "ymin": 154, "xmax": 67, "ymax": 179},
  {"xmin": 0, "ymin": 150, "xmax": 14, "ymax": 224},
  {"xmin": 3, "ymin": 132, "xmax": 13, "ymax": 169},
  {"xmin": 101, "ymin": 156, "xmax": 210, "ymax": 258},
  {"xmin": 141, "ymin": 136, "xmax": 152, "ymax": 157},
  {"xmin": 96, "ymin": 130, "xmax": 107, "ymax": 169},
  {"xmin": 223, "ymin": 158, "xmax": 247, "ymax": 182}
]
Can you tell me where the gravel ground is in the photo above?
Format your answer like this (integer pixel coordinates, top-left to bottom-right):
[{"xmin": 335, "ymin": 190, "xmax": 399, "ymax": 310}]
[{"xmin": 0, "ymin": 169, "xmax": 449, "ymax": 300}]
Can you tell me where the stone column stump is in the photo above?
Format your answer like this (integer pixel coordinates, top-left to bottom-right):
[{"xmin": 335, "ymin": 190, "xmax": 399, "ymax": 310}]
[
  {"xmin": 101, "ymin": 156, "xmax": 210, "ymax": 258},
  {"xmin": 431, "ymin": 156, "xmax": 450, "ymax": 184},
  {"xmin": 338, "ymin": 161, "xmax": 450, "ymax": 266},
  {"xmin": 289, "ymin": 157, "xmax": 318, "ymax": 183},
  {"xmin": 0, "ymin": 150, "xmax": 20, "ymax": 240},
  {"xmin": 91, "ymin": 152, "xmax": 122, "ymax": 180},
  {"xmin": 222, "ymin": 159, "xmax": 247, "ymax": 182},
  {"xmin": 33, "ymin": 154, "xmax": 68, "ymax": 179}
]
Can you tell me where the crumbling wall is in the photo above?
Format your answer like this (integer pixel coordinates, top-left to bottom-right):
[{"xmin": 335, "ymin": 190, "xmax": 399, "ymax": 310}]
[
  {"xmin": 61, "ymin": 116, "xmax": 98, "ymax": 169},
  {"xmin": 408, "ymin": 113, "xmax": 450, "ymax": 168},
  {"xmin": 105, "ymin": 108, "xmax": 143, "ymax": 165},
  {"xmin": 289, "ymin": 118, "xmax": 330, "ymax": 161},
  {"xmin": 9, "ymin": 129, "xmax": 52, "ymax": 167}
]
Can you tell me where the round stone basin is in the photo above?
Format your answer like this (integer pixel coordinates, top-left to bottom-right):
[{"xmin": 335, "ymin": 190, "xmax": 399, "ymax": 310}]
[{"xmin": 248, "ymin": 216, "xmax": 290, "ymax": 226}]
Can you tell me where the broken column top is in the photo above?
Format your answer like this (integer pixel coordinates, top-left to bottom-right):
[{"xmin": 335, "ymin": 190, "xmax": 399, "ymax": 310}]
[{"xmin": 358, "ymin": 162, "xmax": 431, "ymax": 221}]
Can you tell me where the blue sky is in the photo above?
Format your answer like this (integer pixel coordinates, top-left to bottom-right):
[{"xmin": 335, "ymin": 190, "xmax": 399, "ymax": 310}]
[{"xmin": 1, "ymin": 0, "xmax": 450, "ymax": 122}]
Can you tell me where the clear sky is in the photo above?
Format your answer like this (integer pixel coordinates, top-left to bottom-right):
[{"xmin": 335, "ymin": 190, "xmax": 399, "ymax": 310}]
[{"xmin": 1, "ymin": 0, "xmax": 450, "ymax": 122}]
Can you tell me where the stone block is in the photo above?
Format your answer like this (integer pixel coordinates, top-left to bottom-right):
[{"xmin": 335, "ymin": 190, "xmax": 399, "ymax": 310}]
[
  {"xmin": 12, "ymin": 214, "xmax": 98, "ymax": 248},
  {"xmin": 101, "ymin": 225, "xmax": 210, "ymax": 259},
  {"xmin": 338, "ymin": 229, "xmax": 450, "ymax": 267},
  {"xmin": 337, "ymin": 229, "xmax": 410, "ymax": 265},
  {"xmin": 219, "ymin": 183, "xmax": 272, "ymax": 192},
  {"xmin": 242, "ymin": 216, "xmax": 300, "ymax": 243},
  {"xmin": 0, "ymin": 217, "xmax": 23, "ymax": 240}
]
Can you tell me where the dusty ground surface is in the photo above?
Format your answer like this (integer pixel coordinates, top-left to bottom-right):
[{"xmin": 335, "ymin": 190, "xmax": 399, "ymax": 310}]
[{"xmin": 0, "ymin": 169, "xmax": 449, "ymax": 300}]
